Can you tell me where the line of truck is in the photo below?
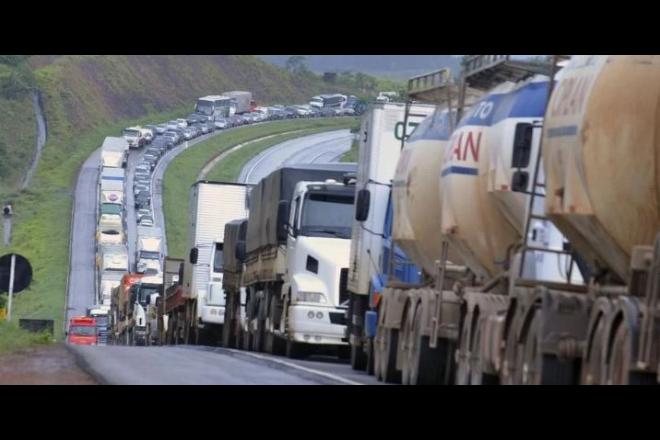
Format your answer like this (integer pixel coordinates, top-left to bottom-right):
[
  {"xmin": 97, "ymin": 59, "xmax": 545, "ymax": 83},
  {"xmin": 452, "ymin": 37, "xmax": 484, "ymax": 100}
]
[{"xmin": 157, "ymin": 55, "xmax": 660, "ymax": 386}]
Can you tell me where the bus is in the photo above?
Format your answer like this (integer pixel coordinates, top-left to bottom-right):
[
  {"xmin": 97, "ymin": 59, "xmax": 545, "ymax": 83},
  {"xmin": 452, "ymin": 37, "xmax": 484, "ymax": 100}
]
[
  {"xmin": 194, "ymin": 95, "xmax": 235, "ymax": 120},
  {"xmin": 309, "ymin": 94, "xmax": 348, "ymax": 109}
]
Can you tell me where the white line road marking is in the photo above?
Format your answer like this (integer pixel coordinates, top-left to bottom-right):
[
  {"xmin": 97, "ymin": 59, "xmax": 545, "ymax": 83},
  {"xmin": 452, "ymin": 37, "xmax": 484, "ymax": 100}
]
[{"xmin": 223, "ymin": 348, "xmax": 362, "ymax": 385}]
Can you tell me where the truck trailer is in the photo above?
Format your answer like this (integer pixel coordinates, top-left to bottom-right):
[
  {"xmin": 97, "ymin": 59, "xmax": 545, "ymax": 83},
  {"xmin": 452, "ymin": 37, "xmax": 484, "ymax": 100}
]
[
  {"xmin": 224, "ymin": 91, "xmax": 253, "ymax": 115},
  {"xmin": 170, "ymin": 181, "xmax": 250, "ymax": 346},
  {"xmin": 100, "ymin": 137, "xmax": 129, "ymax": 168},
  {"xmin": 345, "ymin": 101, "xmax": 436, "ymax": 371},
  {"xmin": 136, "ymin": 226, "xmax": 163, "ymax": 275}
]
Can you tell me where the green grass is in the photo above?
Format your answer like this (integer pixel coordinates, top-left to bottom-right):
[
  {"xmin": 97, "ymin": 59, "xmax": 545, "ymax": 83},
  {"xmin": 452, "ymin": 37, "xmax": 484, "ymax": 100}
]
[
  {"xmin": 163, "ymin": 117, "xmax": 359, "ymax": 259},
  {"xmin": 0, "ymin": 321, "xmax": 53, "ymax": 355},
  {"xmin": 340, "ymin": 138, "xmax": 360, "ymax": 163},
  {"xmin": 205, "ymin": 126, "xmax": 352, "ymax": 182},
  {"xmin": 1, "ymin": 104, "xmax": 192, "ymax": 342}
]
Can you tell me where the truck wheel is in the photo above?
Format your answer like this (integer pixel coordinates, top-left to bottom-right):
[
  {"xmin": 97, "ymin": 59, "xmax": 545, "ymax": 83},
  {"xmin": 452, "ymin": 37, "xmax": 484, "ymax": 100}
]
[
  {"xmin": 286, "ymin": 339, "xmax": 308, "ymax": 359},
  {"xmin": 469, "ymin": 319, "xmax": 498, "ymax": 385},
  {"xmin": 242, "ymin": 326, "xmax": 253, "ymax": 351},
  {"xmin": 374, "ymin": 325, "xmax": 401, "ymax": 383},
  {"xmin": 265, "ymin": 299, "xmax": 285, "ymax": 355},
  {"xmin": 405, "ymin": 302, "xmax": 445, "ymax": 385},
  {"xmin": 252, "ymin": 299, "xmax": 263, "ymax": 352},
  {"xmin": 606, "ymin": 321, "xmax": 655, "ymax": 385},
  {"xmin": 581, "ymin": 313, "xmax": 607, "ymax": 385},
  {"xmin": 222, "ymin": 297, "xmax": 235, "ymax": 349},
  {"xmin": 455, "ymin": 318, "xmax": 472, "ymax": 385},
  {"xmin": 365, "ymin": 336, "xmax": 375, "ymax": 375},
  {"xmin": 521, "ymin": 312, "xmax": 576, "ymax": 385}
]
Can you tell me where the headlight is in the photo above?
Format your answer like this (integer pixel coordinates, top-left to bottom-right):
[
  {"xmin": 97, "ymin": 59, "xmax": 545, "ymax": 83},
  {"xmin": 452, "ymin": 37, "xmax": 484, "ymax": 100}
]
[{"xmin": 296, "ymin": 291, "xmax": 326, "ymax": 304}]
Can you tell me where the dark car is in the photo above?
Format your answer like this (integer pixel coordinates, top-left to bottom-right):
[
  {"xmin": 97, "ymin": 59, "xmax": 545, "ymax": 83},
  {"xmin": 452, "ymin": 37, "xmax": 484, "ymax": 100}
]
[
  {"xmin": 283, "ymin": 107, "xmax": 299, "ymax": 119},
  {"xmin": 134, "ymin": 191, "xmax": 151, "ymax": 209},
  {"xmin": 152, "ymin": 137, "xmax": 174, "ymax": 150},
  {"xmin": 186, "ymin": 113, "xmax": 202, "ymax": 125},
  {"xmin": 145, "ymin": 147, "xmax": 162, "ymax": 158},
  {"xmin": 320, "ymin": 108, "xmax": 336, "ymax": 117},
  {"xmin": 163, "ymin": 131, "xmax": 180, "ymax": 144}
]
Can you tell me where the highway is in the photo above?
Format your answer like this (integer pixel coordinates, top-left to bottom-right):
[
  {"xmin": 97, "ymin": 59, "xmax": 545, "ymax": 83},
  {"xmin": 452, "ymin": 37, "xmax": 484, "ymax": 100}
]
[{"xmin": 67, "ymin": 123, "xmax": 381, "ymax": 385}]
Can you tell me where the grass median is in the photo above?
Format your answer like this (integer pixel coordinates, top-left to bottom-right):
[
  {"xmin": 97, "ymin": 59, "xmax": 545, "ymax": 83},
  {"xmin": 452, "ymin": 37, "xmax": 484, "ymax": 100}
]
[{"xmin": 163, "ymin": 117, "xmax": 359, "ymax": 259}]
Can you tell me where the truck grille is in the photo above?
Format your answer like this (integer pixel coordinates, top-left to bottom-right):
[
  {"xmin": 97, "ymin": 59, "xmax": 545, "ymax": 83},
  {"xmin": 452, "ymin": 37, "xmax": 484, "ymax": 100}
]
[
  {"xmin": 329, "ymin": 312, "xmax": 347, "ymax": 325},
  {"xmin": 339, "ymin": 268, "xmax": 349, "ymax": 305}
]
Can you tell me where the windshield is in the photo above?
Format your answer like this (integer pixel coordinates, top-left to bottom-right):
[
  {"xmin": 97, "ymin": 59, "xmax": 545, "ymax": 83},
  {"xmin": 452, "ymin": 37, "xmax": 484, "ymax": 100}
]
[
  {"xmin": 70, "ymin": 326, "xmax": 96, "ymax": 336},
  {"xmin": 101, "ymin": 204, "xmax": 122, "ymax": 215},
  {"xmin": 196, "ymin": 101, "xmax": 214, "ymax": 115},
  {"xmin": 213, "ymin": 243, "xmax": 224, "ymax": 273},
  {"xmin": 92, "ymin": 316, "xmax": 109, "ymax": 327},
  {"xmin": 140, "ymin": 251, "xmax": 160, "ymax": 260},
  {"xmin": 299, "ymin": 192, "xmax": 354, "ymax": 239},
  {"xmin": 123, "ymin": 129, "xmax": 140, "ymax": 137},
  {"xmin": 137, "ymin": 285, "xmax": 159, "ymax": 305}
]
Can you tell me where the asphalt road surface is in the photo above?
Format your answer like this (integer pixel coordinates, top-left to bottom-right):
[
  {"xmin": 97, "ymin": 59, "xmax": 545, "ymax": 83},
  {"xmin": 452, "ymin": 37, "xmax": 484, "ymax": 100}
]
[
  {"xmin": 68, "ymin": 120, "xmax": 379, "ymax": 385},
  {"xmin": 238, "ymin": 129, "xmax": 354, "ymax": 184}
]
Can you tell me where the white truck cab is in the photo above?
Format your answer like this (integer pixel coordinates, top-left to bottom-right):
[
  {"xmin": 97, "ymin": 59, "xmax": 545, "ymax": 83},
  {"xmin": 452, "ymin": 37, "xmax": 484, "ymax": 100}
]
[
  {"xmin": 280, "ymin": 179, "xmax": 355, "ymax": 346},
  {"xmin": 123, "ymin": 126, "xmax": 145, "ymax": 149}
]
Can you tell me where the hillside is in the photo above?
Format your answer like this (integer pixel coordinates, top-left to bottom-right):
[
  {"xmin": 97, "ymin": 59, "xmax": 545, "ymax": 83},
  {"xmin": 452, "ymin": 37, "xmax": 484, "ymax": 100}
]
[
  {"xmin": 259, "ymin": 55, "xmax": 462, "ymax": 79},
  {"xmin": 0, "ymin": 55, "xmax": 360, "ymax": 334},
  {"xmin": 0, "ymin": 55, "xmax": 356, "ymax": 195}
]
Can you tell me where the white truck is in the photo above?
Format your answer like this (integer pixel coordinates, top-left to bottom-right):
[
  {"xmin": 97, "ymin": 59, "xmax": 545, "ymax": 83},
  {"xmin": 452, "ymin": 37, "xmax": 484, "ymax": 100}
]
[
  {"xmin": 101, "ymin": 137, "xmax": 129, "ymax": 168},
  {"xmin": 99, "ymin": 270, "xmax": 124, "ymax": 306},
  {"xmin": 345, "ymin": 101, "xmax": 436, "ymax": 369},
  {"xmin": 178, "ymin": 181, "xmax": 250, "ymax": 345},
  {"xmin": 224, "ymin": 91, "xmax": 253, "ymax": 115},
  {"xmin": 136, "ymin": 226, "xmax": 163, "ymax": 276},
  {"xmin": 97, "ymin": 244, "xmax": 129, "ymax": 305},
  {"xmin": 234, "ymin": 164, "xmax": 357, "ymax": 358},
  {"xmin": 123, "ymin": 126, "xmax": 147, "ymax": 149}
]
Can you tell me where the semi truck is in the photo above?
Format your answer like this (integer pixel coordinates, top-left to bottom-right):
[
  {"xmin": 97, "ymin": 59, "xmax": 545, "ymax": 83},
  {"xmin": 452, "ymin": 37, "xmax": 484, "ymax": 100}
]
[
  {"xmin": 136, "ymin": 226, "xmax": 163, "ymax": 275},
  {"xmin": 110, "ymin": 273, "xmax": 143, "ymax": 345},
  {"xmin": 123, "ymin": 126, "xmax": 147, "ymax": 149},
  {"xmin": 224, "ymin": 91, "xmax": 253, "ymax": 115},
  {"xmin": 87, "ymin": 306, "xmax": 110, "ymax": 345},
  {"xmin": 175, "ymin": 181, "xmax": 249, "ymax": 346},
  {"xmin": 101, "ymin": 137, "xmax": 129, "ymax": 167},
  {"xmin": 227, "ymin": 164, "xmax": 357, "ymax": 358},
  {"xmin": 221, "ymin": 219, "xmax": 248, "ymax": 348},
  {"xmin": 360, "ymin": 55, "xmax": 660, "ymax": 386},
  {"xmin": 345, "ymin": 101, "xmax": 436, "ymax": 370}
]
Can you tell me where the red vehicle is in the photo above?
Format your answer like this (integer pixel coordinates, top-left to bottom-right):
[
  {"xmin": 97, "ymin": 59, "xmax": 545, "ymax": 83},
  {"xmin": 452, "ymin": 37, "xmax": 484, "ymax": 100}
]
[{"xmin": 67, "ymin": 316, "xmax": 98, "ymax": 345}]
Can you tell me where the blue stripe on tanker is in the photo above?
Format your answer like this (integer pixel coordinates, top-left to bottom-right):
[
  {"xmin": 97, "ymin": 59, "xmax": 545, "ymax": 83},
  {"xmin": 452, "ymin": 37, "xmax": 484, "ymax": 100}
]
[
  {"xmin": 441, "ymin": 166, "xmax": 479, "ymax": 177},
  {"xmin": 406, "ymin": 80, "xmax": 551, "ymax": 144}
]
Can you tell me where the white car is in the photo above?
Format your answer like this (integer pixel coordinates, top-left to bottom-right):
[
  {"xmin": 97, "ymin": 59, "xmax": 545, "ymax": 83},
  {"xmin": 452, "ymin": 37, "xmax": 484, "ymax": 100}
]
[
  {"xmin": 139, "ymin": 215, "xmax": 154, "ymax": 227},
  {"xmin": 97, "ymin": 228, "xmax": 124, "ymax": 245},
  {"xmin": 166, "ymin": 121, "xmax": 179, "ymax": 130},
  {"xmin": 136, "ymin": 208, "xmax": 152, "ymax": 223},
  {"xmin": 176, "ymin": 118, "xmax": 188, "ymax": 129}
]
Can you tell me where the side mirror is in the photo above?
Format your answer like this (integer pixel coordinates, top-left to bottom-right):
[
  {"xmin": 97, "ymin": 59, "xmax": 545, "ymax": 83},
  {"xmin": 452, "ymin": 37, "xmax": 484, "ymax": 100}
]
[
  {"xmin": 189, "ymin": 247, "xmax": 199, "ymax": 265},
  {"xmin": 235, "ymin": 241, "xmax": 246, "ymax": 262},
  {"xmin": 276, "ymin": 200, "xmax": 290, "ymax": 242},
  {"xmin": 355, "ymin": 189, "xmax": 370, "ymax": 222}
]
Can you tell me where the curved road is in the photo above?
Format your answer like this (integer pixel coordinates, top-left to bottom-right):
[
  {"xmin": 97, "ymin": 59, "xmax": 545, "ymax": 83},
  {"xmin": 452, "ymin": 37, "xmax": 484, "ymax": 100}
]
[{"xmin": 67, "ymin": 122, "xmax": 377, "ymax": 384}]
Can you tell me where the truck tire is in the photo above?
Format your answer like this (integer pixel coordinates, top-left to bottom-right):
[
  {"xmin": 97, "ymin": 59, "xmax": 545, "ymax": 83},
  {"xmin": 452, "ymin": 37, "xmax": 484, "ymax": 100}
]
[
  {"xmin": 606, "ymin": 321, "xmax": 655, "ymax": 385},
  {"xmin": 374, "ymin": 326, "xmax": 401, "ymax": 383},
  {"xmin": 365, "ymin": 337, "xmax": 375, "ymax": 375},
  {"xmin": 404, "ymin": 303, "xmax": 446, "ymax": 385},
  {"xmin": 253, "ymin": 298, "xmax": 265, "ymax": 352},
  {"xmin": 222, "ymin": 295, "xmax": 236, "ymax": 349},
  {"xmin": 265, "ymin": 298, "xmax": 285, "ymax": 355},
  {"xmin": 349, "ymin": 296, "xmax": 367, "ymax": 370},
  {"xmin": 581, "ymin": 314, "xmax": 607, "ymax": 385}
]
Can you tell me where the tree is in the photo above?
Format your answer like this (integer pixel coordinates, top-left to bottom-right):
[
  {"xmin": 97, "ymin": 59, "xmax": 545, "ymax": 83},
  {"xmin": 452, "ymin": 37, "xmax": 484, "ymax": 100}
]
[{"xmin": 285, "ymin": 56, "xmax": 308, "ymax": 75}]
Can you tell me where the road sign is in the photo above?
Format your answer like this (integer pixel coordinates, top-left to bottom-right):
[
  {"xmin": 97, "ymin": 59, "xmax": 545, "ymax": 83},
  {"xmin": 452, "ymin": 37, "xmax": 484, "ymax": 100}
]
[{"xmin": 0, "ymin": 253, "xmax": 32, "ymax": 293}]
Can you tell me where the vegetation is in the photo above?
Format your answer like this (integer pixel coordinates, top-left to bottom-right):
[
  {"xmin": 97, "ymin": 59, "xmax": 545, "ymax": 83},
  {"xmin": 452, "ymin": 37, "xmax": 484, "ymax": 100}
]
[
  {"xmin": 0, "ymin": 321, "xmax": 52, "ymax": 355},
  {"xmin": 0, "ymin": 54, "xmax": 367, "ymax": 349},
  {"xmin": 340, "ymin": 138, "xmax": 360, "ymax": 163},
  {"xmin": 163, "ymin": 118, "xmax": 359, "ymax": 258}
]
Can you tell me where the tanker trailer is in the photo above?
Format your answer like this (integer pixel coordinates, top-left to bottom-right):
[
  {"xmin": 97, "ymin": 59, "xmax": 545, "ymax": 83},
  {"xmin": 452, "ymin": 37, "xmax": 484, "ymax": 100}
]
[
  {"xmin": 543, "ymin": 55, "xmax": 660, "ymax": 385},
  {"xmin": 373, "ymin": 108, "xmax": 468, "ymax": 384}
]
